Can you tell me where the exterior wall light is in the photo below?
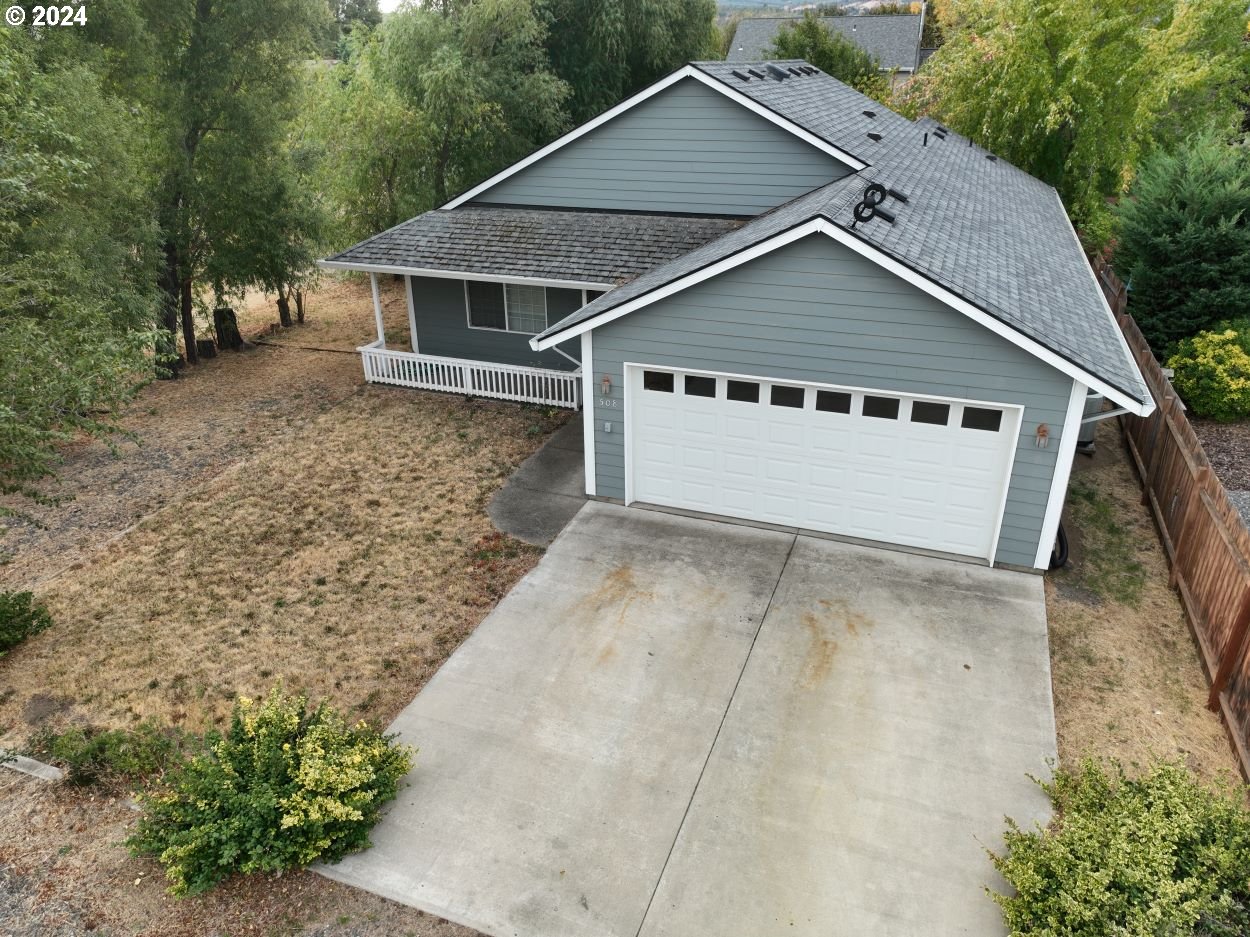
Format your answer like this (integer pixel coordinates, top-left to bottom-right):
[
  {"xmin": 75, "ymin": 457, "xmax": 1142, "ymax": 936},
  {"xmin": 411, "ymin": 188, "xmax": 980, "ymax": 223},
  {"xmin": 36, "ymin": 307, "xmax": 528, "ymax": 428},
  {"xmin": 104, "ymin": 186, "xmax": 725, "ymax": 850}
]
[{"xmin": 601, "ymin": 374, "xmax": 612, "ymax": 396}]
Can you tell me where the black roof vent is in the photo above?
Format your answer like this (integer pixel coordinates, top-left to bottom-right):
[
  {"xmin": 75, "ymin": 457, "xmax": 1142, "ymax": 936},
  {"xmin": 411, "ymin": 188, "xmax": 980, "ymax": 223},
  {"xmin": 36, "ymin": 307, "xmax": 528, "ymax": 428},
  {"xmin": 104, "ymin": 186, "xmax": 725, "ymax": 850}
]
[
  {"xmin": 986, "ymin": 153, "xmax": 998, "ymax": 162},
  {"xmin": 731, "ymin": 69, "xmax": 751, "ymax": 82},
  {"xmin": 801, "ymin": 65, "xmax": 818, "ymax": 75},
  {"xmin": 862, "ymin": 109, "xmax": 876, "ymax": 118},
  {"xmin": 936, "ymin": 125, "xmax": 949, "ymax": 133},
  {"xmin": 766, "ymin": 64, "xmax": 788, "ymax": 80},
  {"xmin": 787, "ymin": 66, "xmax": 803, "ymax": 76},
  {"xmin": 874, "ymin": 207, "xmax": 896, "ymax": 223},
  {"xmin": 867, "ymin": 131, "xmax": 883, "ymax": 142},
  {"xmin": 933, "ymin": 130, "xmax": 947, "ymax": 140},
  {"xmin": 887, "ymin": 187, "xmax": 909, "ymax": 203},
  {"xmin": 747, "ymin": 68, "xmax": 766, "ymax": 79}
]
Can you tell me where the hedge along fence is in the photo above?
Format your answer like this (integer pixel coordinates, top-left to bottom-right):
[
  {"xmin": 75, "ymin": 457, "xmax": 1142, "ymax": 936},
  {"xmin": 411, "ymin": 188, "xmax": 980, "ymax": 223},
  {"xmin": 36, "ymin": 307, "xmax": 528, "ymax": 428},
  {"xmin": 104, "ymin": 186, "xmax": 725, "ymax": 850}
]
[{"xmin": 1094, "ymin": 256, "xmax": 1250, "ymax": 780}]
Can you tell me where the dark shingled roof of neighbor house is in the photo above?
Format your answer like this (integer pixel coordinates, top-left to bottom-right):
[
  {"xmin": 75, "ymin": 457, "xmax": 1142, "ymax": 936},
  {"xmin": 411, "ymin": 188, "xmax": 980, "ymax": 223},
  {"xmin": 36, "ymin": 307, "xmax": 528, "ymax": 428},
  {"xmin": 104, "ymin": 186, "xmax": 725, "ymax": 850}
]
[
  {"xmin": 321, "ymin": 207, "xmax": 743, "ymax": 286},
  {"xmin": 727, "ymin": 15, "xmax": 923, "ymax": 71},
  {"xmin": 535, "ymin": 65, "xmax": 1150, "ymax": 407}
]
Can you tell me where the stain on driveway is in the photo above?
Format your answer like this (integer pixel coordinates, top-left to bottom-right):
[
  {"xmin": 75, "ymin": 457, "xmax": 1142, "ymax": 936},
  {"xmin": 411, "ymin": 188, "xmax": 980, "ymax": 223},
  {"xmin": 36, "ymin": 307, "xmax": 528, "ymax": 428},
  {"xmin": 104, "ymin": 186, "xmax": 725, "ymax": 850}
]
[{"xmin": 318, "ymin": 503, "xmax": 1055, "ymax": 937}]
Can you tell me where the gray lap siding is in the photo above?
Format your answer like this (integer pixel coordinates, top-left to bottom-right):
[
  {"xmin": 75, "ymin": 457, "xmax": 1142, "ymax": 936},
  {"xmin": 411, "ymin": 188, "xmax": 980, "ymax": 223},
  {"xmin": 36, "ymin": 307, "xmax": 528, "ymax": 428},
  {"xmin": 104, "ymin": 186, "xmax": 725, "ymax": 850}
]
[
  {"xmin": 409, "ymin": 275, "xmax": 580, "ymax": 371},
  {"xmin": 472, "ymin": 78, "xmax": 850, "ymax": 216},
  {"xmin": 587, "ymin": 234, "xmax": 1074, "ymax": 568}
]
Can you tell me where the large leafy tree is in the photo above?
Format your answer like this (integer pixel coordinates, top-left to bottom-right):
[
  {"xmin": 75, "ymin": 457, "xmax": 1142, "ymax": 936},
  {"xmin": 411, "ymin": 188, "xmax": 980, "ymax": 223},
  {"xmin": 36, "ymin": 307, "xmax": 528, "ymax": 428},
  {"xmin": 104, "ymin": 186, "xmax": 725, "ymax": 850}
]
[
  {"xmin": 1113, "ymin": 133, "xmax": 1250, "ymax": 355},
  {"xmin": 905, "ymin": 0, "xmax": 1250, "ymax": 236},
  {"xmin": 770, "ymin": 12, "xmax": 888, "ymax": 100},
  {"xmin": 0, "ymin": 26, "xmax": 160, "ymax": 504},
  {"xmin": 541, "ymin": 0, "xmax": 717, "ymax": 124},
  {"xmin": 140, "ymin": 0, "xmax": 329, "ymax": 365}
]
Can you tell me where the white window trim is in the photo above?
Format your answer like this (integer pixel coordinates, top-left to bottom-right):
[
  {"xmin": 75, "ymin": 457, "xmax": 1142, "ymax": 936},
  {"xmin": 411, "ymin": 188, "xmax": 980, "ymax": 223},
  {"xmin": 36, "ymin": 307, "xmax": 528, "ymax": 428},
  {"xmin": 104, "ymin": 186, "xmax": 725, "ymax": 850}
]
[{"xmin": 464, "ymin": 281, "xmax": 549, "ymax": 336}]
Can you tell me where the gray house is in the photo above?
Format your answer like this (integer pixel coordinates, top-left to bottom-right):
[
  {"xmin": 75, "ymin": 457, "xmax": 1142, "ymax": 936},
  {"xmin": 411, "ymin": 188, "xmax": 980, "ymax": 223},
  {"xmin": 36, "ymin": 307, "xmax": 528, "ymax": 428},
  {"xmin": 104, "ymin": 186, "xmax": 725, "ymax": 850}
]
[
  {"xmin": 726, "ymin": 14, "xmax": 925, "ymax": 77},
  {"xmin": 321, "ymin": 60, "xmax": 1153, "ymax": 572}
]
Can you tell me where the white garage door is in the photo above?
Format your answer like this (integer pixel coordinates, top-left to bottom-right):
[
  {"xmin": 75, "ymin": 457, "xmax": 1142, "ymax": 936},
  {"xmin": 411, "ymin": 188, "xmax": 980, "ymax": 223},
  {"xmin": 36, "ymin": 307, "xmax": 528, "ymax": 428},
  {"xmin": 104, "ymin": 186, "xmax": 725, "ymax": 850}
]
[{"xmin": 628, "ymin": 366, "xmax": 1021, "ymax": 560}]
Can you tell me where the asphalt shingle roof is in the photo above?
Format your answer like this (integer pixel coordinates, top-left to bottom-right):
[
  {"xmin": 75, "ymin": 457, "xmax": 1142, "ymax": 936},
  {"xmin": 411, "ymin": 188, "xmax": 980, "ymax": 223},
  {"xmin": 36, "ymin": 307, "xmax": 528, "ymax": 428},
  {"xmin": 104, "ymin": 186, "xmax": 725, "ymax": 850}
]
[
  {"xmin": 690, "ymin": 60, "xmax": 916, "ymax": 169},
  {"xmin": 322, "ymin": 207, "xmax": 742, "ymax": 285},
  {"xmin": 727, "ymin": 15, "xmax": 922, "ymax": 71},
  {"xmin": 535, "ymin": 74, "xmax": 1149, "ymax": 406}
]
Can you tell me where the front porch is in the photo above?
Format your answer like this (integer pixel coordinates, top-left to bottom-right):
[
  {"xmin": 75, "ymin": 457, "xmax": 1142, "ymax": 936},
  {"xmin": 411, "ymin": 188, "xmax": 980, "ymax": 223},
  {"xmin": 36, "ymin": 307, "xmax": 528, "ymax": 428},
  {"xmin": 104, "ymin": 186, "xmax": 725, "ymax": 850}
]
[
  {"xmin": 358, "ymin": 272, "xmax": 582, "ymax": 410},
  {"xmin": 358, "ymin": 340, "xmax": 581, "ymax": 408}
]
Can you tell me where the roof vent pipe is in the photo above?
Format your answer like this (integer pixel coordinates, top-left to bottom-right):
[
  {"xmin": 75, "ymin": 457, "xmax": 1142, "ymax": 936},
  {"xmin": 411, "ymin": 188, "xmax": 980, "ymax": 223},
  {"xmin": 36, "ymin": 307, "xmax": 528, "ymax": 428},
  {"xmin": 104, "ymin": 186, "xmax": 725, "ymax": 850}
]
[{"xmin": 923, "ymin": 132, "xmax": 928, "ymax": 146}]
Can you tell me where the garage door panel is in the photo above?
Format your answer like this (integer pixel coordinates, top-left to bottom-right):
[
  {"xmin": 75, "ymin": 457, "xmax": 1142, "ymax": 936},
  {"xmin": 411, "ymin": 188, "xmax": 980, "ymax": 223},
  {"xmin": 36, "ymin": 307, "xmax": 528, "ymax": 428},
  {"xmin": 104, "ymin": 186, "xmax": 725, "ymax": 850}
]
[{"xmin": 629, "ymin": 367, "xmax": 1016, "ymax": 560}]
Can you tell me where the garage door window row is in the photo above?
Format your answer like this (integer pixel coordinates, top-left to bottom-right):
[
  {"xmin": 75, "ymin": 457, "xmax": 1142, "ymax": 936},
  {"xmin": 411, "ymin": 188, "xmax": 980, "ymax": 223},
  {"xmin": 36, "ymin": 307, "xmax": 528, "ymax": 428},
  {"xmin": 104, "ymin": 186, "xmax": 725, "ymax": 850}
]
[{"xmin": 640, "ymin": 370, "xmax": 1003, "ymax": 432}]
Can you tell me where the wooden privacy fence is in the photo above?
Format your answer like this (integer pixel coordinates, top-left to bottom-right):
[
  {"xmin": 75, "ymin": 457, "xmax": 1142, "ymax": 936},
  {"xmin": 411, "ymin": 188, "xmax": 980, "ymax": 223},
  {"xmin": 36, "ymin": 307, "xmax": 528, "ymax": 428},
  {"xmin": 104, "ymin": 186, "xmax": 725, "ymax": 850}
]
[{"xmin": 1093, "ymin": 257, "xmax": 1250, "ymax": 779}]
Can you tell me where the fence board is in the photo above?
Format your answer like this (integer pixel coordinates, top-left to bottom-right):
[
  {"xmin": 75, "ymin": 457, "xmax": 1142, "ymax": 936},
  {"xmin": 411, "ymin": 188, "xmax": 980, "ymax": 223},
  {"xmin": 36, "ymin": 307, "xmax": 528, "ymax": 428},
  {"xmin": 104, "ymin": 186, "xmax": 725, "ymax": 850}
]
[{"xmin": 1094, "ymin": 257, "xmax": 1250, "ymax": 780}]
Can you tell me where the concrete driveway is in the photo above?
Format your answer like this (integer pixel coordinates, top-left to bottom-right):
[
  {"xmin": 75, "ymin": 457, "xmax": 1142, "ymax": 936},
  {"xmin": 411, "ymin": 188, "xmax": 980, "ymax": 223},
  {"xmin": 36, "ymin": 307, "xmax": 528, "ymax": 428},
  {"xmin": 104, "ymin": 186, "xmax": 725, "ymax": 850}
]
[{"xmin": 318, "ymin": 502, "xmax": 1055, "ymax": 937}]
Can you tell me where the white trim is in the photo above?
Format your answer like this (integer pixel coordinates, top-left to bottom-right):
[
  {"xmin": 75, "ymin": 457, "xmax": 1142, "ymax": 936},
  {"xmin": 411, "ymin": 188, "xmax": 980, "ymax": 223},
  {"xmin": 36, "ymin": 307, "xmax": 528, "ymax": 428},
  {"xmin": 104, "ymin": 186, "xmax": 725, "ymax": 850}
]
[
  {"xmin": 1033, "ymin": 379, "xmax": 1087, "ymax": 569},
  {"xmin": 623, "ymin": 362, "xmax": 1022, "ymax": 562},
  {"xmin": 581, "ymin": 331, "xmax": 596, "ymax": 491},
  {"xmin": 439, "ymin": 65, "xmax": 866, "ymax": 211},
  {"xmin": 464, "ymin": 281, "xmax": 549, "ymax": 336},
  {"xmin": 986, "ymin": 406, "xmax": 1024, "ymax": 567},
  {"xmin": 534, "ymin": 218, "xmax": 1153, "ymax": 416},
  {"xmin": 531, "ymin": 220, "xmax": 823, "ymax": 351},
  {"xmin": 404, "ymin": 275, "xmax": 419, "ymax": 354},
  {"xmin": 370, "ymin": 272, "xmax": 385, "ymax": 345},
  {"xmin": 1054, "ymin": 188, "xmax": 1156, "ymax": 417},
  {"xmin": 319, "ymin": 259, "xmax": 613, "ymax": 293}
]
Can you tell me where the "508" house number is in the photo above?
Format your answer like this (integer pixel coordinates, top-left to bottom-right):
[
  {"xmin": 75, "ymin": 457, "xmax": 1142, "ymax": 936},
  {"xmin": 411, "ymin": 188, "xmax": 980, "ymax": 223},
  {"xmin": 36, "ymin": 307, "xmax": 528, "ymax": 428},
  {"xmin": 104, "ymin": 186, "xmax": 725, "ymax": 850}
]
[{"xmin": 597, "ymin": 397, "xmax": 620, "ymax": 409}]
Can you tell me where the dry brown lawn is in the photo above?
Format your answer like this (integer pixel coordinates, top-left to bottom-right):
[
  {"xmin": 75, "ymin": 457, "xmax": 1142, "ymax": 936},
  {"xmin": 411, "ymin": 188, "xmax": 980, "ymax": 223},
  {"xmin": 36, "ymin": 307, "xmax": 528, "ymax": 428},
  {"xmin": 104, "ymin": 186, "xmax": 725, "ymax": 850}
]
[
  {"xmin": 1046, "ymin": 418, "xmax": 1244, "ymax": 787},
  {"xmin": 0, "ymin": 274, "xmax": 567, "ymax": 936}
]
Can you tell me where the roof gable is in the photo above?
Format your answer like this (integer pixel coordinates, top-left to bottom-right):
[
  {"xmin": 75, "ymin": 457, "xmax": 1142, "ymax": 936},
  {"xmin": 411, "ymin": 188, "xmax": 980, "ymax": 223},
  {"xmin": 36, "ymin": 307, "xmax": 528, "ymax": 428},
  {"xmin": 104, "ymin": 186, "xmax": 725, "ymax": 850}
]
[{"xmin": 441, "ymin": 64, "xmax": 869, "ymax": 211}]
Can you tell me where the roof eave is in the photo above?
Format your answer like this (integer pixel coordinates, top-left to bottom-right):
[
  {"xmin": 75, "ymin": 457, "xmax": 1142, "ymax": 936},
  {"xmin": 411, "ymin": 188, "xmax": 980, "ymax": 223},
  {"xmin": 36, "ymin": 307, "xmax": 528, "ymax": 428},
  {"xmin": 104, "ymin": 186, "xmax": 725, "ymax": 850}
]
[{"xmin": 319, "ymin": 259, "xmax": 614, "ymax": 292}]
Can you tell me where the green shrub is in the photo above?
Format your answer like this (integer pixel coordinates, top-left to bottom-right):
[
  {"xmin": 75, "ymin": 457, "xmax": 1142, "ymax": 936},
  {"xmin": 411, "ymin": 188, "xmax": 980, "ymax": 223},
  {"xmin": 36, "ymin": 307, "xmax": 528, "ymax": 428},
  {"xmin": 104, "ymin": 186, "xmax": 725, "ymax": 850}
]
[
  {"xmin": 28, "ymin": 721, "xmax": 192, "ymax": 786},
  {"xmin": 1167, "ymin": 329, "xmax": 1250, "ymax": 422},
  {"xmin": 0, "ymin": 590, "xmax": 52, "ymax": 656},
  {"xmin": 127, "ymin": 686, "xmax": 413, "ymax": 896},
  {"xmin": 991, "ymin": 759, "xmax": 1250, "ymax": 937}
]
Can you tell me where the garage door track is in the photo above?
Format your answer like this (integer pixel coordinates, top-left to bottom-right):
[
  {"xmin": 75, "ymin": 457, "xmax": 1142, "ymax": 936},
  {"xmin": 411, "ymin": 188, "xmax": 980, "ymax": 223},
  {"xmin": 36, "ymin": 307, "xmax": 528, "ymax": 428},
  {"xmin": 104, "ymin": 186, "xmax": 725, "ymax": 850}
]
[{"xmin": 318, "ymin": 502, "xmax": 1056, "ymax": 937}]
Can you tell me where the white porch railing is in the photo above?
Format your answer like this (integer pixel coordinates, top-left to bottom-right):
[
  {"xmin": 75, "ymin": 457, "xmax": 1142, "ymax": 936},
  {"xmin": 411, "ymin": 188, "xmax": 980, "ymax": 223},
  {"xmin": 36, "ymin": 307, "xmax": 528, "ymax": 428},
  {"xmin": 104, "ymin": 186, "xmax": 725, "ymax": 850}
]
[{"xmin": 357, "ymin": 340, "xmax": 581, "ymax": 409}]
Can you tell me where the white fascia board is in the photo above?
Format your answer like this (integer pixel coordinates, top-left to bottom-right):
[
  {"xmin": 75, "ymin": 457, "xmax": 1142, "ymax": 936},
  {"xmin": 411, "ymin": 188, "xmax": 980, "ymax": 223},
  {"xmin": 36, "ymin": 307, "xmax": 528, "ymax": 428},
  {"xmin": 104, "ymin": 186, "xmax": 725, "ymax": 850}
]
[
  {"xmin": 440, "ymin": 65, "xmax": 864, "ymax": 211},
  {"xmin": 318, "ymin": 259, "xmax": 613, "ymax": 293},
  {"xmin": 1054, "ymin": 188, "xmax": 1157, "ymax": 418},
  {"xmin": 816, "ymin": 221, "xmax": 1153, "ymax": 416},
  {"xmin": 1033, "ymin": 378, "xmax": 1088, "ymax": 569},
  {"xmin": 682, "ymin": 69, "xmax": 867, "ymax": 172},
  {"xmin": 530, "ymin": 219, "xmax": 826, "ymax": 350},
  {"xmin": 533, "ymin": 218, "xmax": 1154, "ymax": 415}
]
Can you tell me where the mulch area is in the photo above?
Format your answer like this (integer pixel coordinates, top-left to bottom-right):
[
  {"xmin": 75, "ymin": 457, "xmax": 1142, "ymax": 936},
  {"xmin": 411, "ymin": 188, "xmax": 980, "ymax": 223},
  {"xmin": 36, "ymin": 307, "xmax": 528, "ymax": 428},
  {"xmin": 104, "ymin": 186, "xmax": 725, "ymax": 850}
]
[{"xmin": 1192, "ymin": 419, "xmax": 1250, "ymax": 491}]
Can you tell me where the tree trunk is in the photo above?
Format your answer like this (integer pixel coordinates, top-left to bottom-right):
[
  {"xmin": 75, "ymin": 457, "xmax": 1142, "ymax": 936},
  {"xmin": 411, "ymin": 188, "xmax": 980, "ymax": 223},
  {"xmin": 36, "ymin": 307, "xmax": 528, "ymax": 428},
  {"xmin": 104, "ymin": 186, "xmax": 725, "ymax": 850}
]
[
  {"xmin": 180, "ymin": 277, "xmax": 199, "ymax": 366},
  {"xmin": 294, "ymin": 289, "xmax": 305, "ymax": 324},
  {"xmin": 276, "ymin": 286, "xmax": 293, "ymax": 328},
  {"xmin": 157, "ymin": 240, "xmax": 183, "ymax": 378},
  {"xmin": 213, "ymin": 307, "xmax": 244, "ymax": 350}
]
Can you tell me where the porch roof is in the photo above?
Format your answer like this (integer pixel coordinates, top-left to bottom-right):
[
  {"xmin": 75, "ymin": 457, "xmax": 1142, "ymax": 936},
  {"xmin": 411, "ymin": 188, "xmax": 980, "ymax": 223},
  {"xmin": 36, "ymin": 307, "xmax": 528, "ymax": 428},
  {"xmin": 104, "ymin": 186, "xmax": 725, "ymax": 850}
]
[{"xmin": 322, "ymin": 206, "xmax": 744, "ymax": 287}]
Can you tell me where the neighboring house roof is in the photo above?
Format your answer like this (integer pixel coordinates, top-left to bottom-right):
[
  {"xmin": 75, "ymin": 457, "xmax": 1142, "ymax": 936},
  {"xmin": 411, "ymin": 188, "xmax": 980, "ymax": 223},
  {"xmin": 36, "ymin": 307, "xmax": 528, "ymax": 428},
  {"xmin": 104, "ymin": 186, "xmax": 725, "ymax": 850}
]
[
  {"xmin": 531, "ymin": 89, "xmax": 1150, "ymax": 411},
  {"xmin": 727, "ymin": 15, "xmax": 923, "ymax": 71},
  {"xmin": 320, "ymin": 207, "xmax": 742, "ymax": 288}
]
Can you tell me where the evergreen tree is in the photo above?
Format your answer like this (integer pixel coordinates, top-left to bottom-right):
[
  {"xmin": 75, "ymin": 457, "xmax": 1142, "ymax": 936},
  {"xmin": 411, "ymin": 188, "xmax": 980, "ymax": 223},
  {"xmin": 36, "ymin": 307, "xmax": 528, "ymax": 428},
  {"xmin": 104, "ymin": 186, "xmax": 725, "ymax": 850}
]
[{"xmin": 1113, "ymin": 134, "xmax": 1250, "ymax": 355}]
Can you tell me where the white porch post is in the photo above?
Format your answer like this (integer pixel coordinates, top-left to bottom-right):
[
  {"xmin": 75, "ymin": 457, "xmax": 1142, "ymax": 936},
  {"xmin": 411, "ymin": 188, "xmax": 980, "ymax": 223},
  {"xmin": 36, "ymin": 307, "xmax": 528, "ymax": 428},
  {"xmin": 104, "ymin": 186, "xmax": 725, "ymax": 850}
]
[
  {"xmin": 405, "ymin": 275, "xmax": 419, "ymax": 353},
  {"xmin": 370, "ymin": 272, "xmax": 385, "ymax": 347}
]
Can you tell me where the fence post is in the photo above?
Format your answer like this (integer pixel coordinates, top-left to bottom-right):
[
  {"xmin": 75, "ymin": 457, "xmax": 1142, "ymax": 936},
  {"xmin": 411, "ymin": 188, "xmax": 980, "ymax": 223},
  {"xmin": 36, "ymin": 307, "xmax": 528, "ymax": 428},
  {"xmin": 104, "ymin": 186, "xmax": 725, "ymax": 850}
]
[
  {"xmin": 1142, "ymin": 394, "xmax": 1175, "ymax": 505},
  {"xmin": 1169, "ymin": 466, "xmax": 1210, "ymax": 588},
  {"xmin": 1209, "ymin": 586, "xmax": 1250, "ymax": 712}
]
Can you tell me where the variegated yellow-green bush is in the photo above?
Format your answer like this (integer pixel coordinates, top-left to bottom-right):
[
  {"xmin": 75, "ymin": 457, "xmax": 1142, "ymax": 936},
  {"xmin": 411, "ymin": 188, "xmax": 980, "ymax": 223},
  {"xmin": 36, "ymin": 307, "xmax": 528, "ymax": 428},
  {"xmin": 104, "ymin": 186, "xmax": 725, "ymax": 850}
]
[
  {"xmin": 1168, "ymin": 329, "xmax": 1250, "ymax": 423},
  {"xmin": 991, "ymin": 759, "xmax": 1250, "ymax": 937},
  {"xmin": 127, "ymin": 686, "xmax": 413, "ymax": 896}
]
